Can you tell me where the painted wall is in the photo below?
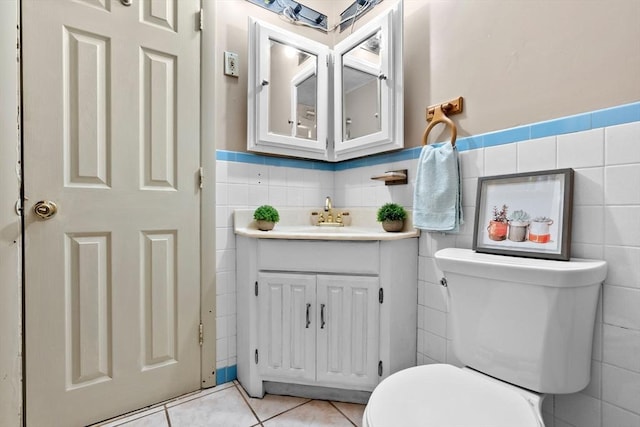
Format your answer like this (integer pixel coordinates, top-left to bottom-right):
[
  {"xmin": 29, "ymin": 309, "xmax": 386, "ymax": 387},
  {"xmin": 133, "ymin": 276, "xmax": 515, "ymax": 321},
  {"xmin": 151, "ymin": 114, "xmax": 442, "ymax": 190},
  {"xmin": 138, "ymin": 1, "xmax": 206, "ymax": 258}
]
[
  {"xmin": 0, "ymin": 1, "xmax": 22, "ymax": 425},
  {"xmin": 214, "ymin": 0, "xmax": 640, "ymax": 153}
]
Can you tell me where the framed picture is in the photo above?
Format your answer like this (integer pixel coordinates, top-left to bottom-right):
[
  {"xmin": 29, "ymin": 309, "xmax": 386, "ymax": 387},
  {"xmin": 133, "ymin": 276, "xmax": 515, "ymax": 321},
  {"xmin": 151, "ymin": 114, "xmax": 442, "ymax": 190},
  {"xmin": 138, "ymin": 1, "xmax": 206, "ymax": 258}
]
[{"xmin": 472, "ymin": 168, "xmax": 574, "ymax": 261}]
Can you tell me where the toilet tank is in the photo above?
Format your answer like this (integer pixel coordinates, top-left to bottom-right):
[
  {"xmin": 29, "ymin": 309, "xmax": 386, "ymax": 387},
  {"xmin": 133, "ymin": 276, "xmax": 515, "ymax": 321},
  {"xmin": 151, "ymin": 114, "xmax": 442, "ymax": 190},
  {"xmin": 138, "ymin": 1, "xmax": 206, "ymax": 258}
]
[{"xmin": 434, "ymin": 248, "xmax": 607, "ymax": 394}]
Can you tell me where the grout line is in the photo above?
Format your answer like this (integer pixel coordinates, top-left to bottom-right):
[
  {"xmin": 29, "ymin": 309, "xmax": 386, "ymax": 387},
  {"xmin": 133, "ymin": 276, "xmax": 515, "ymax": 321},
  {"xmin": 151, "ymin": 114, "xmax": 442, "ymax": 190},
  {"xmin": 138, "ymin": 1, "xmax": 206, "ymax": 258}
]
[
  {"xmin": 236, "ymin": 381, "xmax": 314, "ymax": 422},
  {"xmin": 164, "ymin": 405, "xmax": 172, "ymax": 427},
  {"xmin": 234, "ymin": 383, "xmax": 263, "ymax": 425},
  {"xmin": 328, "ymin": 401, "xmax": 358, "ymax": 427}
]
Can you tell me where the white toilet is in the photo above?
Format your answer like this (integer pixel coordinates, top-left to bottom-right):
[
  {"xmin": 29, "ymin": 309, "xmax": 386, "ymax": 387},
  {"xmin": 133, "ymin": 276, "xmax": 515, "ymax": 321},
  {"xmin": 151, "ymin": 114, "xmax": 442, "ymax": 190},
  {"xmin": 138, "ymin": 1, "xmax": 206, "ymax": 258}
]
[{"xmin": 363, "ymin": 248, "xmax": 607, "ymax": 427}]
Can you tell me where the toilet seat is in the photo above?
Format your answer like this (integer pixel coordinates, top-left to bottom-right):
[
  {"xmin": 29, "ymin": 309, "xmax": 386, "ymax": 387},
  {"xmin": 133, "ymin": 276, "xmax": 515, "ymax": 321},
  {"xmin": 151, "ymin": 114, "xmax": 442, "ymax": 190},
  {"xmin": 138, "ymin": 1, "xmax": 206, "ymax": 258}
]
[{"xmin": 364, "ymin": 364, "xmax": 543, "ymax": 427}]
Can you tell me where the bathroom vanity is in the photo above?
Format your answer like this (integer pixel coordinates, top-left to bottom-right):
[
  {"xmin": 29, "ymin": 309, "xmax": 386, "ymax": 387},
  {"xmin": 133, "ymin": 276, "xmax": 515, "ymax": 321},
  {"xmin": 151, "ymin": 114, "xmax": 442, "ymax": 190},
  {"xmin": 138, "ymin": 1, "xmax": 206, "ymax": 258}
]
[{"xmin": 234, "ymin": 208, "xmax": 418, "ymax": 401}]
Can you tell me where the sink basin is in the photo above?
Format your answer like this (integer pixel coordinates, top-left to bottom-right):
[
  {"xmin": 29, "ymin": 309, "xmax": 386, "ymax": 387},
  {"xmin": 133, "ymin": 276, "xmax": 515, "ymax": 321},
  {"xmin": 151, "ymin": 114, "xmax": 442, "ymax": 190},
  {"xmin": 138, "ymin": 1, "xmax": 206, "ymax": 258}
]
[
  {"xmin": 233, "ymin": 208, "xmax": 419, "ymax": 241},
  {"xmin": 316, "ymin": 222, "xmax": 345, "ymax": 227}
]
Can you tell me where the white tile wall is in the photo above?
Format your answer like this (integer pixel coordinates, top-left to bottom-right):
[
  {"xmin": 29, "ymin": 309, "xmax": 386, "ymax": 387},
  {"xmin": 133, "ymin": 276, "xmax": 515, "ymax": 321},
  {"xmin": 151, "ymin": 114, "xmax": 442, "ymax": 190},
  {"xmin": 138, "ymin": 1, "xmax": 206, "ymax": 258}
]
[
  {"xmin": 484, "ymin": 143, "xmax": 518, "ymax": 175},
  {"xmin": 517, "ymin": 136, "xmax": 557, "ymax": 172},
  {"xmin": 605, "ymin": 122, "xmax": 640, "ymax": 166},
  {"xmin": 215, "ymin": 161, "xmax": 333, "ymax": 371},
  {"xmin": 216, "ymin": 121, "xmax": 640, "ymax": 426}
]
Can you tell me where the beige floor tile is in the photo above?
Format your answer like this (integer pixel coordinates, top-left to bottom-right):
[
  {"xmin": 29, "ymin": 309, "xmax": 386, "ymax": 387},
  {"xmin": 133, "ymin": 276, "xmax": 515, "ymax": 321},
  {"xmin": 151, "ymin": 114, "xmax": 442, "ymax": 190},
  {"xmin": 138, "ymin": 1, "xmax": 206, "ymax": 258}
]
[
  {"xmin": 167, "ymin": 386, "xmax": 260, "ymax": 427},
  {"xmin": 94, "ymin": 407, "xmax": 166, "ymax": 427},
  {"xmin": 117, "ymin": 410, "xmax": 169, "ymax": 427},
  {"xmin": 332, "ymin": 401, "xmax": 366, "ymax": 427},
  {"xmin": 237, "ymin": 385, "xmax": 311, "ymax": 421},
  {"xmin": 165, "ymin": 382, "xmax": 235, "ymax": 408},
  {"xmin": 262, "ymin": 400, "xmax": 354, "ymax": 427}
]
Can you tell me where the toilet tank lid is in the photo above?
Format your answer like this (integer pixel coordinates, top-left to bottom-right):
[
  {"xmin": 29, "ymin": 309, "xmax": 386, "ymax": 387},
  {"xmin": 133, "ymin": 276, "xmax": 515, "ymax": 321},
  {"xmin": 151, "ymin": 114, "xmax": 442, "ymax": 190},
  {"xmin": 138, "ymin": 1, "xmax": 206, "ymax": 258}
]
[
  {"xmin": 434, "ymin": 248, "xmax": 607, "ymax": 288},
  {"xmin": 366, "ymin": 364, "xmax": 542, "ymax": 427}
]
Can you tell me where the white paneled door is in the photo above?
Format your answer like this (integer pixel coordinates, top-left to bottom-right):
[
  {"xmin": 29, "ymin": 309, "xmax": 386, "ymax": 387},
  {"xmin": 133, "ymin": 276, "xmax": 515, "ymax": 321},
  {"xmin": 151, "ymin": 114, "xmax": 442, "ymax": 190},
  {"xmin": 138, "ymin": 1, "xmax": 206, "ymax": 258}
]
[
  {"xmin": 258, "ymin": 272, "xmax": 316, "ymax": 382},
  {"xmin": 22, "ymin": 1, "xmax": 201, "ymax": 425},
  {"xmin": 317, "ymin": 275, "xmax": 379, "ymax": 388}
]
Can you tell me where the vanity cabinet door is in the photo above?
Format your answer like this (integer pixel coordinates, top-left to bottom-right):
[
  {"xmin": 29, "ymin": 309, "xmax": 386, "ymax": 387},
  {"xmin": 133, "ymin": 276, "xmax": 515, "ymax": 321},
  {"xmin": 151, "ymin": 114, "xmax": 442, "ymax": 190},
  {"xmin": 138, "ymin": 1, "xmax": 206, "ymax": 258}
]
[
  {"xmin": 316, "ymin": 275, "xmax": 380, "ymax": 388},
  {"xmin": 257, "ymin": 272, "xmax": 316, "ymax": 382}
]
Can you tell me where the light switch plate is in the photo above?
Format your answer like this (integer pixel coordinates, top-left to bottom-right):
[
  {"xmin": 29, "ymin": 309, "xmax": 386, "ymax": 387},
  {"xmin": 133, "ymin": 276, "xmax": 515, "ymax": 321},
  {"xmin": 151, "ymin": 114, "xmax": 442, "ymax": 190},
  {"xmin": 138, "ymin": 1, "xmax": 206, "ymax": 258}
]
[{"xmin": 224, "ymin": 51, "xmax": 239, "ymax": 77}]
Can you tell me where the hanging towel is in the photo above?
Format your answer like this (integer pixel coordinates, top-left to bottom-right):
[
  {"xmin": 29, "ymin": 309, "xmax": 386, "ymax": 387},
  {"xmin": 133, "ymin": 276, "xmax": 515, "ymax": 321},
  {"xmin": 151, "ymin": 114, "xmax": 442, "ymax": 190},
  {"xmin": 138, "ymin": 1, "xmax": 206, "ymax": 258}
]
[{"xmin": 413, "ymin": 142, "xmax": 463, "ymax": 232}]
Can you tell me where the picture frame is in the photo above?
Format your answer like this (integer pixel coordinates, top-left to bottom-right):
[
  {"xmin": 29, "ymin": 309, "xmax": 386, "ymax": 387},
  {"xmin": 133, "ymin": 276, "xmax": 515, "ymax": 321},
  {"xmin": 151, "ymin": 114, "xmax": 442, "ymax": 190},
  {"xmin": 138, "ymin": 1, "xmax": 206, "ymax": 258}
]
[{"xmin": 472, "ymin": 168, "xmax": 574, "ymax": 261}]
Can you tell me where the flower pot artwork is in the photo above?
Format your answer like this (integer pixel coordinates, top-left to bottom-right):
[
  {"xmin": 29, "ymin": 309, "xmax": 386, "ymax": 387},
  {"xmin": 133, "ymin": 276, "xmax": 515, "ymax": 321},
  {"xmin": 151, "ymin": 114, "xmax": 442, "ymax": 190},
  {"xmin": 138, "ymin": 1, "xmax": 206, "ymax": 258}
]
[
  {"xmin": 508, "ymin": 221, "xmax": 529, "ymax": 242},
  {"xmin": 487, "ymin": 220, "xmax": 508, "ymax": 241},
  {"xmin": 529, "ymin": 218, "xmax": 553, "ymax": 243}
]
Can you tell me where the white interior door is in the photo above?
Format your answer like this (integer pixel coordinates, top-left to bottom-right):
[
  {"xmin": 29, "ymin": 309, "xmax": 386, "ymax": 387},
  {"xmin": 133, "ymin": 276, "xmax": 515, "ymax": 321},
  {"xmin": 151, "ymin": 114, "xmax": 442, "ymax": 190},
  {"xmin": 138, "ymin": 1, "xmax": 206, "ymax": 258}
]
[{"xmin": 22, "ymin": 0, "xmax": 201, "ymax": 425}]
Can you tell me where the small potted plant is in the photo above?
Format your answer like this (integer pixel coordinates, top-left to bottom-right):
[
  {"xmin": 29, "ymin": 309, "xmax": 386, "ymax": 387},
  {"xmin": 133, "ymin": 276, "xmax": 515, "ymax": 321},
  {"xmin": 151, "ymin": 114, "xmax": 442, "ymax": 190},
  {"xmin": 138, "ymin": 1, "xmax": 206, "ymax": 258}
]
[
  {"xmin": 377, "ymin": 203, "xmax": 407, "ymax": 232},
  {"xmin": 253, "ymin": 205, "xmax": 280, "ymax": 231},
  {"xmin": 487, "ymin": 204, "xmax": 508, "ymax": 241},
  {"xmin": 507, "ymin": 209, "xmax": 530, "ymax": 242}
]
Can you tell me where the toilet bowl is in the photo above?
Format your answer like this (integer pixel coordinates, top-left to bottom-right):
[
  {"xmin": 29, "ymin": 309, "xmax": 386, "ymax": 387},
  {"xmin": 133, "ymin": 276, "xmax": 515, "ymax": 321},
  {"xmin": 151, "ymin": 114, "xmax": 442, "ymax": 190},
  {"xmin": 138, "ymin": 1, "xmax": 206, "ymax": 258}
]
[
  {"xmin": 363, "ymin": 364, "xmax": 544, "ymax": 427},
  {"xmin": 363, "ymin": 248, "xmax": 607, "ymax": 427}
]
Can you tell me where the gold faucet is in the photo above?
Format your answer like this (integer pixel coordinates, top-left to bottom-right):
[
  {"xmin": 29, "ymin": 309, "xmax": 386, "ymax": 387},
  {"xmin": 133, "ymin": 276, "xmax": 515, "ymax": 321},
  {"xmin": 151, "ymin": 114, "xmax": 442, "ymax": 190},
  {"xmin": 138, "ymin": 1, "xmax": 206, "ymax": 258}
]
[{"xmin": 315, "ymin": 196, "xmax": 344, "ymax": 226}]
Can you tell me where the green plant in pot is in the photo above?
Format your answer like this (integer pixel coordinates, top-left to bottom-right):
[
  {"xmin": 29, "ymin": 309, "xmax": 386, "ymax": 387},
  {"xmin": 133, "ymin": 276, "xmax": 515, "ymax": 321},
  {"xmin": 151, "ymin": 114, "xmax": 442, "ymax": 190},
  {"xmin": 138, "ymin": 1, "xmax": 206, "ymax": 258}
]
[
  {"xmin": 377, "ymin": 203, "xmax": 407, "ymax": 232},
  {"xmin": 253, "ymin": 205, "xmax": 280, "ymax": 231},
  {"xmin": 507, "ymin": 209, "xmax": 530, "ymax": 242}
]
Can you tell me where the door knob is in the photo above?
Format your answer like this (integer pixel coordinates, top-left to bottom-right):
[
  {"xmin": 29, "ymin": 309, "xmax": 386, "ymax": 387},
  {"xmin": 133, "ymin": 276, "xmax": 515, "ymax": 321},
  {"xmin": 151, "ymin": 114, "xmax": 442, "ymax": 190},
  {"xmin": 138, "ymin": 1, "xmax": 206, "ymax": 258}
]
[{"xmin": 33, "ymin": 200, "xmax": 58, "ymax": 220}]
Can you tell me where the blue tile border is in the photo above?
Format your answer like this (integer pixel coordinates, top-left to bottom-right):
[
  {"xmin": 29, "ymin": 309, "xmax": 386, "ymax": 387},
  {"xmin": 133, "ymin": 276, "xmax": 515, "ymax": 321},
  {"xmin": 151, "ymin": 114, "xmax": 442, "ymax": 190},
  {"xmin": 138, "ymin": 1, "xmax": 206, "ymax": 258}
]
[
  {"xmin": 592, "ymin": 102, "xmax": 640, "ymax": 128},
  {"xmin": 530, "ymin": 113, "xmax": 591, "ymax": 139},
  {"xmin": 216, "ymin": 364, "xmax": 237, "ymax": 385},
  {"xmin": 218, "ymin": 101, "xmax": 640, "ymax": 170}
]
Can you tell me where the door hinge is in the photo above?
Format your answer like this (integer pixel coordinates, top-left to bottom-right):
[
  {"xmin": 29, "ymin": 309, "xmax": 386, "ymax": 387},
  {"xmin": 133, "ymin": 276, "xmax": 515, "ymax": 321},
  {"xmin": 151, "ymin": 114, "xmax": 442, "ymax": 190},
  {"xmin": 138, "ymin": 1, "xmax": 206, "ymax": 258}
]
[
  {"xmin": 199, "ymin": 167, "xmax": 204, "ymax": 189},
  {"xmin": 378, "ymin": 360, "xmax": 383, "ymax": 376},
  {"xmin": 199, "ymin": 9, "xmax": 204, "ymax": 31},
  {"xmin": 199, "ymin": 323, "xmax": 204, "ymax": 346},
  {"xmin": 255, "ymin": 281, "xmax": 258, "ymax": 296},
  {"xmin": 255, "ymin": 349, "xmax": 259, "ymax": 364},
  {"xmin": 378, "ymin": 288, "xmax": 384, "ymax": 304}
]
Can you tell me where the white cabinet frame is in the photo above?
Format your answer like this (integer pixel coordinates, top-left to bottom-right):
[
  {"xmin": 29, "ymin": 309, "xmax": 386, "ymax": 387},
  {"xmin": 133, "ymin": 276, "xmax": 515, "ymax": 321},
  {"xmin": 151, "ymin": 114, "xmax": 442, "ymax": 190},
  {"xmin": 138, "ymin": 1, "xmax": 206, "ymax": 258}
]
[{"xmin": 247, "ymin": 2, "xmax": 403, "ymax": 162}]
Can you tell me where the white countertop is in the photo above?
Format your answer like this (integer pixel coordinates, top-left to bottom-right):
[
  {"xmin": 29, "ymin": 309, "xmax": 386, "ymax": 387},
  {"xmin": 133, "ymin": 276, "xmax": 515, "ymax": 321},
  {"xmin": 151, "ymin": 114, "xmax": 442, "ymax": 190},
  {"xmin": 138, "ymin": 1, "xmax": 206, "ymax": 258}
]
[{"xmin": 234, "ymin": 208, "xmax": 420, "ymax": 241}]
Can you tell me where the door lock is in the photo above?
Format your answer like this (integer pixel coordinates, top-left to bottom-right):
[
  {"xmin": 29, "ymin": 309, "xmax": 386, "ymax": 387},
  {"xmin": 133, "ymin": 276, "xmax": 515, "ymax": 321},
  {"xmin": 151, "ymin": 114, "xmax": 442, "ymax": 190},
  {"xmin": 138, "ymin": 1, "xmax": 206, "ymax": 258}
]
[{"xmin": 33, "ymin": 200, "xmax": 58, "ymax": 220}]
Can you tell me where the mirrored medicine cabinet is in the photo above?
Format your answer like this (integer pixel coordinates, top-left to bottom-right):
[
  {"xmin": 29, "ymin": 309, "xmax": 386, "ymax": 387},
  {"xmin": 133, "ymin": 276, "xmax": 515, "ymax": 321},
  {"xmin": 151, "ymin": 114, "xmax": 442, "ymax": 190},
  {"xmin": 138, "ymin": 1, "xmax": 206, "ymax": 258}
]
[{"xmin": 247, "ymin": 2, "xmax": 403, "ymax": 162}]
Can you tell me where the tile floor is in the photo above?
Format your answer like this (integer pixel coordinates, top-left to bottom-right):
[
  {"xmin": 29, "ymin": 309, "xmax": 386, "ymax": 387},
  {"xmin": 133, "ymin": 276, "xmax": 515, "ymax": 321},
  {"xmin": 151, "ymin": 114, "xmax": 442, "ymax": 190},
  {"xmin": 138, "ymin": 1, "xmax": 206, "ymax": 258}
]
[{"xmin": 93, "ymin": 381, "xmax": 366, "ymax": 427}]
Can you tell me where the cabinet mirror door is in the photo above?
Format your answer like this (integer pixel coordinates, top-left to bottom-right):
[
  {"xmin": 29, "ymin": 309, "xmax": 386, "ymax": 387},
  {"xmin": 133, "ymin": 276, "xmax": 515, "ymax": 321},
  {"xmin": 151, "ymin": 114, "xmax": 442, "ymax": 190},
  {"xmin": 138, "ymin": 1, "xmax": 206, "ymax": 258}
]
[
  {"xmin": 342, "ymin": 31, "xmax": 382, "ymax": 141},
  {"xmin": 248, "ymin": 19, "xmax": 329, "ymax": 160},
  {"xmin": 290, "ymin": 57, "xmax": 317, "ymax": 140},
  {"xmin": 333, "ymin": 4, "xmax": 403, "ymax": 161}
]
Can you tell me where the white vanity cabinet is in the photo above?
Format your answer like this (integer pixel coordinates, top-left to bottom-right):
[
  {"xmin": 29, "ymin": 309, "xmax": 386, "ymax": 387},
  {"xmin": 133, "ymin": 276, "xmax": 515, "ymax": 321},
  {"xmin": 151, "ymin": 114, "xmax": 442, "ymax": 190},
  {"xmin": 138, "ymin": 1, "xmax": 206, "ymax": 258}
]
[
  {"xmin": 236, "ymin": 237, "xmax": 417, "ymax": 400},
  {"xmin": 258, "ymin": 272, "xmax": 380, "ymax": 389}
]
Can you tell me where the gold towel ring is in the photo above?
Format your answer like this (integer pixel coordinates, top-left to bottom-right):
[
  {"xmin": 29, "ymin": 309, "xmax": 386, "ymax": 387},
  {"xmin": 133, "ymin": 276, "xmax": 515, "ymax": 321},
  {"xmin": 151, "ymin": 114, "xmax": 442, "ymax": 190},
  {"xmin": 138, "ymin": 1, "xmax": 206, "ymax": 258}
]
[{"xmin": 422, "ymin": 104, "xmax": 457, "ymax": 147}]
